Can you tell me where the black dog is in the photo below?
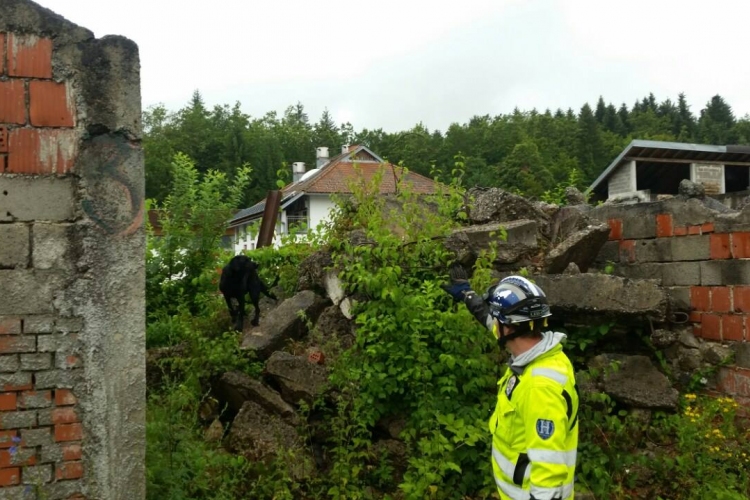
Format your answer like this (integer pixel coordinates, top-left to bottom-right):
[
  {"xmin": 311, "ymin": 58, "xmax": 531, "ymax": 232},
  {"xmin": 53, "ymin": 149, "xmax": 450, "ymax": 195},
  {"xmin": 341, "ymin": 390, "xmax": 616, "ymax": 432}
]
[{"xmin": 219, "ymin": 255, "xmax": 279, "ymax": 331}]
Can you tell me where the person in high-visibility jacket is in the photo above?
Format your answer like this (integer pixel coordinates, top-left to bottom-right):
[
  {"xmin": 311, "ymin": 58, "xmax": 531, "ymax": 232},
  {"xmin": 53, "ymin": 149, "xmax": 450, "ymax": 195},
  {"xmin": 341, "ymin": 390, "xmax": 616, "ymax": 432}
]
[{"xmin": 443, "ymin": 266, "xmax": 579, "ymax": 500}]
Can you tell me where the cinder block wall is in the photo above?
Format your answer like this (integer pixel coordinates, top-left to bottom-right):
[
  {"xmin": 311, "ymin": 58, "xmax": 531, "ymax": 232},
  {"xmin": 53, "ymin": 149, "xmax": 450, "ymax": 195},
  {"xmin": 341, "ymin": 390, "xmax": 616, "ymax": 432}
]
[
  {"xmin": 591, "ymin": 198, "xmax": 750, "ymax": 407},
  {"xmin": 0, "ymin": 1, "xmax": 144, "ymax": 499}
]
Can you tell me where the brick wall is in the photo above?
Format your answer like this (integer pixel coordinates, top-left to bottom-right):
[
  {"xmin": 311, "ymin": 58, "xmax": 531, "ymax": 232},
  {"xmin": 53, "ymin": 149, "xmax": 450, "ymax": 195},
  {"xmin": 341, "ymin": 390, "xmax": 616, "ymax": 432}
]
[
  {"xmin": 0, "ymin": 32, "xmax": 86, "ymax": 499},
  {"xmin": 591, "ymin": 198, "xmax": 750, "ymax": 409},
  {"xmin": 0, "ymin": 2, "xmax": 145, "ymax": 499}
]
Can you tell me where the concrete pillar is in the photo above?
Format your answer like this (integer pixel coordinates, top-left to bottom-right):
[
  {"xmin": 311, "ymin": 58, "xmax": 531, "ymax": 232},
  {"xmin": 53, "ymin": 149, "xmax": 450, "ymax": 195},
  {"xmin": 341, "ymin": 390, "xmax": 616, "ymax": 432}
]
[{"xmin": 0, "ymin": 2, "xmax": 145, "ymax": 499}]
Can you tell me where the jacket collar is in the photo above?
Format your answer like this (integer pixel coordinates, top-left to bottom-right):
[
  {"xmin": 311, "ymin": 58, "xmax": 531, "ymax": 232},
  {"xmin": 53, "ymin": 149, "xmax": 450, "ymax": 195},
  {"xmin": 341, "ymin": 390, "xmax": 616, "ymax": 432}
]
[{"xmin": 509, "ymin": 331, "xmax": 566, "ymax": 374}]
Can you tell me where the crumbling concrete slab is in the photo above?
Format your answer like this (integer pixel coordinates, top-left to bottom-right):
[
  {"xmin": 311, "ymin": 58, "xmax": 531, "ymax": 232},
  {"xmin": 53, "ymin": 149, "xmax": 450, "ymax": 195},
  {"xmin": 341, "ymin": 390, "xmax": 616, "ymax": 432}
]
[
  {"xmin": 532, "ymin": 274, "xmax": 667, "ymax": 320},
  {"xmin": 544, "ymin": 222, "xmax": 610, "ymax": 274},
  {"xmin": 445, "ymin": 220, "xmax": 538, "ymax": 267},
  {"xmin": 241, "ymin": 290, "xmax": 329, "ymax": 359}
]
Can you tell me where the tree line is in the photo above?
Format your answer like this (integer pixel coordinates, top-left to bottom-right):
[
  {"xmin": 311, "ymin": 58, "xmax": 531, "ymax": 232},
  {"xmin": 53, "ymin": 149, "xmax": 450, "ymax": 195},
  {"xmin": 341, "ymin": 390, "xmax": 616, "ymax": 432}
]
[{"xmin": 144, "ymin": 92, "xmax": 750, "ymax": 205}]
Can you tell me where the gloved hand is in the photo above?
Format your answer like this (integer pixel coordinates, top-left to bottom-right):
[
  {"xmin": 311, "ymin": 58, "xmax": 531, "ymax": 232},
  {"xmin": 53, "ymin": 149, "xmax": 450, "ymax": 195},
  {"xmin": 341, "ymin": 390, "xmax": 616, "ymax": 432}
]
[{"xmin": 441, "ymin": 263, "xmax": 473, "ymax": 302}]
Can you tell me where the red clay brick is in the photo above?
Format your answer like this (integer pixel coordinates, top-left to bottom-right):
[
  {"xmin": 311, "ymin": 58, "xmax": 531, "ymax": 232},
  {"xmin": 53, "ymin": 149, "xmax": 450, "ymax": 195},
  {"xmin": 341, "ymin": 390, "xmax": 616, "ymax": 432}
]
[
  {"xmin": 688, "ymin": 225, "xmax": 701, "ymax": 235},
  {"xmin": 0, "ymin": 431, "xmax": 17, "ymax": 449},
  {"xmin": 0, "ymin": 80, "xmax": 26, "ymax": 125},
  {"xmin": 701, "ymin": 222, "xmax": 715, "ymax": 234},
  {"xmin": 673, "ymin": 226, "xmax": 688, "ymax": 236},
  {"xmin": 619, "ymin": 240, "xmax": 636, "ymax": 263},
  {"xmin": 710, "ymin": 233, "xmax": 732, "ymax": 259},
  {"xmin": 0, "ymin": 467, "xmax": 20, "ymax": 486},
  {"xmin": 731, "ymin": 232, "xmax": 750, "ymax": 258},
  {"xmin": 711, "ymin": 287, "xmax": 732, "ymax": 313},
  {"xmin": 54, "ymin": 390, "xmax": 77, "ymax": 406},
  {"xmin": 656, "ymin": 214, "xmax": 673, "ymax": 237},
  {"xmin": 56, "ymin": 460, "xmax": 83, "ymax": 480},
  {"xmin": 735, "ymin": 287, "xmax": 750, "ymax": 313},
  {"xmin": 0, "ymin": 336, "xmax": 35, "ymax": 355},
  {"xmin": 29, "ymin": 81, "xmax": 75, "ymax": 127},
  {"xmin": 717, "ymin": 367, "xmax": 736, "ymax": 394},
  {"xmin": 0, "ymin": 318, "xmax": 21, "ymax": 335},
  {"xmin": 62, "ymin": 443, "xmax": 81, "ymax": 461},
  {"xmin": 7, "ymin": 34, "xmax": 52, "ymax": 78},
  {"xmin": 722, "ymin": 314, "xmax": 744, "ymax": 341},
  {"xmin": 690, "ymin": 286, "xmax": 711, "ymax": 311},
  {"xmin": 701, "ymin": 313, "xmax": 722, "ymax": 341},
  {"xmin": 55, "ymin": 389, "xmax": 78, "ymax": 406},
  {"xmin": 0, "ymin": 448, "xmax": 35, "ymax": 468},
  {"xmin": 0, "ymin": 126, "xmax": 7, "ymax": 154},
  {"xmin": 0, "ymin": 393, "xmax": 17, "ymax": 411},
  {"xmin": 7, "ymin": 128, "xmax": 78, "ymax": 175},
  {"xmin": 608, "ymin": 219, "xmax": 622, "ymax": 240},
  {"xmin": 0, "ymin": 34, "xmax": 4, "ymax": 75},
  {"xmin": 55, "ymin": 423, "xmax": 82, "ymax": 442},
  {"xmin": 52, "ymin": 407, "xmax": 79, "ymax": 425},
  {"xmin": 689, "ymin": 311, "xmax": 702, "ymax": 323}
]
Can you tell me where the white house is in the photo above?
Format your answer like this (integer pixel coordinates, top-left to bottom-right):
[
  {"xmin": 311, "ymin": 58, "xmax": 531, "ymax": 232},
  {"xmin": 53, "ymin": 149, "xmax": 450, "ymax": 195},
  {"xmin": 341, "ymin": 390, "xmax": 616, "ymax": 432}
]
[{"xmin": 228, "ymin": 144, "xmax": 438, "ymax": 251}]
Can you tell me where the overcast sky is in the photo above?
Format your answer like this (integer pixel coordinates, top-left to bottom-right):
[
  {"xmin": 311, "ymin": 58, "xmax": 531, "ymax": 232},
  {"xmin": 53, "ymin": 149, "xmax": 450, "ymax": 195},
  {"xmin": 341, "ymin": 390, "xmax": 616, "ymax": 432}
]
[{"xmin": 42, "ymin": 0, "xmax": 750, "ymax": 132}]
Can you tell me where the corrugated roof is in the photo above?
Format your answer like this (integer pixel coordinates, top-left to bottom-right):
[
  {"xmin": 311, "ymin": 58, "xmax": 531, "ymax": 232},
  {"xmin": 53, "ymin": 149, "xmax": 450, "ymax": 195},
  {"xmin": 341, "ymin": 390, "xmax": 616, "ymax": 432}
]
[{"xmin": 589, "ymin": 140, "xmax": 750, "ymax": 195}]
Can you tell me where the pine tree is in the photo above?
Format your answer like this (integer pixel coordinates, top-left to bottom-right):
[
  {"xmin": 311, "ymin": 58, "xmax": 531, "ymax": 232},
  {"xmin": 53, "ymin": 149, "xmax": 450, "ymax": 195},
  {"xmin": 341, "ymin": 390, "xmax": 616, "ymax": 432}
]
[
  {"xmin": 594, "ymin": 97, "xmax": 607, "ymax": 124},
  {"xmin": 674, "ymin": 93, "xmax": 696, "ymax": 140},
  {"xmin": 576, "ymin": 104, "xmax": 606, "ymax": 182},
  {"xmin": 698, "ymin": 95, "xmax": 738, "ymax": 144}
]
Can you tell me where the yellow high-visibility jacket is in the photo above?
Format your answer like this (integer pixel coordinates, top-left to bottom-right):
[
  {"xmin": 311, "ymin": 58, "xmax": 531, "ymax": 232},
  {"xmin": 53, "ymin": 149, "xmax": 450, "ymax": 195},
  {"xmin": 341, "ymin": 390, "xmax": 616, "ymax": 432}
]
[{"xmin": 489, "ymin": 341, "xmax": 579, "ymax": 500}]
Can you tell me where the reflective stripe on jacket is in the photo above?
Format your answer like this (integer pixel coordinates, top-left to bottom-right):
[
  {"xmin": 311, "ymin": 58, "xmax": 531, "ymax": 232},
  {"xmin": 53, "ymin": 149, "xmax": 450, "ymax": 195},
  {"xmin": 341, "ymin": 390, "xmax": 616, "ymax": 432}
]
[{"xmin": 489, "ymin": 342, "xmax": 579, "ymax": 500}]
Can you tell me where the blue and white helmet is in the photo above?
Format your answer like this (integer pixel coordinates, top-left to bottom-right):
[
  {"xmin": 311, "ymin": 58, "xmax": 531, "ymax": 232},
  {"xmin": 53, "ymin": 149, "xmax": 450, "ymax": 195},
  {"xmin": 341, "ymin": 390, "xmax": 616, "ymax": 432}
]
[{"xmin": 487, "ymin": 276, "xmax": 551, "ymax": 326}]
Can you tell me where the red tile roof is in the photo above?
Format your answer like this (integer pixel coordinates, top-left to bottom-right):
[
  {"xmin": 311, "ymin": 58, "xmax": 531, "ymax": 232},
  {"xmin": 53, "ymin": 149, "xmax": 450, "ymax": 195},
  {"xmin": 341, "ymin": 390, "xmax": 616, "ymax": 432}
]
[{"xmin": 283, "ymin": 145, "xmax": 438, "ymax": 195}]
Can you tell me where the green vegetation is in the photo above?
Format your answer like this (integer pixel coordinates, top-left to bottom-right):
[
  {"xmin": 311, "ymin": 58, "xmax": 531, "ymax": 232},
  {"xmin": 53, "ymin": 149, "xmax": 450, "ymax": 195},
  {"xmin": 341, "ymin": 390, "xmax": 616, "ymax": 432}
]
[
  {"xmin": 144, "ymin": 92, "xmax": 750, "ymax": 206},
  {"xmin": 145, "ymin": 95, "xmax": 750, "ymax": 499}
]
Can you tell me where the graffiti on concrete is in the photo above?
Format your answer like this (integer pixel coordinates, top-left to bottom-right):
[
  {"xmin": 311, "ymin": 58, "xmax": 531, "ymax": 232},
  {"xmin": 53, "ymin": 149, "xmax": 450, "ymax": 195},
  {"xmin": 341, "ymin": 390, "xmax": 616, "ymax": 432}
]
[{"xmin": 80, "ymin": 135, "xmax": 144, "ymax": 236}]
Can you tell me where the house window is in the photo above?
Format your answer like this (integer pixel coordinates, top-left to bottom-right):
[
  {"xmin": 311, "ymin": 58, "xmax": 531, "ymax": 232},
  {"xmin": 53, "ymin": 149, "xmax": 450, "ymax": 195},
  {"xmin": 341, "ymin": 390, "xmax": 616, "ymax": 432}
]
[
  {"xmin": 285, "ymin": 197, "xmax": 309, "ymax": 234},
  {"xmin": 726, "ymin": 166, "xmax": 750, "ymax": 192},
  {"xmin": 636, "ymin": 162, "xmax": 690, "ymax": 195}
]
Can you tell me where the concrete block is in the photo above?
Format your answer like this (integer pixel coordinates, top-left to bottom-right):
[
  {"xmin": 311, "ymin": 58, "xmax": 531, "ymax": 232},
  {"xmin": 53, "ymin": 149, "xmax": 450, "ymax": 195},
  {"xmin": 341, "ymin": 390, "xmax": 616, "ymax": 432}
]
[
  {"xmin": 22, "ymin": 464, "xmax": 52, "ymax": 485},
  {"xmin": 0, "ymin": 410, "xmax": 37, "ymax": 429},
  {"xmin": 670, "ymin": 235, "xmax": 710, "ymax": 261},
  {"xmin": 613, "ymin": 263, "xmax": 663, "ymax": 282},
  {"xmin": 0, "ymin": 177, "xmax": 76, "ymax": 222},
  {"xmin": 37, "ymin": 334, "xmax": 79, "ymax": 353},
  {"xmin": 734, "ymin": 343, "xmax": 750, "ymax": 368},
  {"xmin": 0, "ymin": 224, "xmax": 29, "ymax": 268},
  {"xmin": 39, "ymin": 443, "xmax": 64, "ymax": 463},
  {"xmin": 0, "ymin": 372, "xmax": 32, "ymax": 388},
  {"xmin": 662, "ymin": 262, "xmax": 701, "ymax": 286},
  {"xmin": 20, "ymin": 353, "xmax": 52, "ymax": 371},
  {"xmin": 21, "ymin": 428, "xmax": 53, "ymax": 447},
  {"xmin": 0, "ymin": 355, "xmax": 20, "ymax": 373},
  {"xmin": 34, "ymin": 369, "xmax": 82, "ymax": 389},
  {"xmin": 19, "ymin": 391, "xmax": 53, "ymax": 409},
  {"xmin": 622, "ymin": 215, "xmax": 657, "ymax": 239},
  {"xmin": 635, "ymin": 238, "xmax": 672, "ymax": 262},
  {"xmin": 41, "ymin": 478, "xmax": 83, "ymax": 500},
  {"xmin": 0, "ymin": 270, "xmax": 66, "ymax": 315},
  {"xmin": 0, "ymin": 487, "xmax": 26, "ymax": 500},
  {"xmin": 700, "ymin": 261, "xmax": 723, "ymax": 286},
  {"xmin": 33, "ymin": 223, "xmax": 73, "ymax": 270},
  {"xmin": 666, "ymin": 286, "xmax": 691, "ymax": 311},
  {"xmin": 720, "ymin": 260, "xmax": 750, "ymax": 285},
  {"xmin": 23, "ymin": 316, "xmax": 55, "ymax": 334},
  {"xmin": 55, "ymin": 317, "xmax": 83, "ymax": 333}
]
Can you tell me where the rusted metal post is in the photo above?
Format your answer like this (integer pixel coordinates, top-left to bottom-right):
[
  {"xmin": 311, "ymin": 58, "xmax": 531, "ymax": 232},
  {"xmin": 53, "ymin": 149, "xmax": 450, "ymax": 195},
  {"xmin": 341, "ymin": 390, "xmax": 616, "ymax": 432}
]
[{"xmin": 257, "ymin": 190, "xmax": 281, "ymax": 248}]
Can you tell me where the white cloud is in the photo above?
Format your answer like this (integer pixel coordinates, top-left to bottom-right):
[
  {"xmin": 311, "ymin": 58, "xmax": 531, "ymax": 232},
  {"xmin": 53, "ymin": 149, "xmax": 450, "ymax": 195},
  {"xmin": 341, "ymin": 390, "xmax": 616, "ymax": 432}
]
[{"xmin": 39, "ymin": 0, "xmax": 750, "ymax": 130}]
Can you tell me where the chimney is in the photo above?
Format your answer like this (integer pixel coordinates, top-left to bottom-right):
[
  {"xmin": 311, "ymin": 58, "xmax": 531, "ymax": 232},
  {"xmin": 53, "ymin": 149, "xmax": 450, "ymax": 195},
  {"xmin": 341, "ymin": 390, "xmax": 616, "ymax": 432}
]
[
  {"xmin": 292, "ymin": 162, "xmax": 306, "ymax": 183},
  {"xmin": 316, "ymin": 146, "xmax": 329, "ymax": 169}
]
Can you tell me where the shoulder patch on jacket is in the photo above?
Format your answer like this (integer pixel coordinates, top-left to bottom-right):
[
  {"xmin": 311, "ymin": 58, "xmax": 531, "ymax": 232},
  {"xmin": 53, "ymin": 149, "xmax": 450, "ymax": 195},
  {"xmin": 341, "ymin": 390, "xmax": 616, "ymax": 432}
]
[{"xmin": 535, "ymin": 419, "xmax": 555, "ymax": 440}]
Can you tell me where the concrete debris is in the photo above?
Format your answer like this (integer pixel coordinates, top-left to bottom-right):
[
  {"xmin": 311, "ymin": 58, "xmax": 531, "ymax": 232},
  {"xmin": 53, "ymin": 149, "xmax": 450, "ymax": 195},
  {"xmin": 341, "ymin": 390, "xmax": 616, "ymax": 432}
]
[
  {"xmin": 212, "ymin": 371, "xmax": 297, "ymax": 423},
  {"xmin": 564, "ymin": 187, "xmax": 587, "ymax": 205},
  {"xmin": 544, "ymin": 222, "xmax": 611, "ymax": 274},
  {"xmin": 678, "ymin": 179, "xmax": 705, "ymax": 198},
  {"xmin": 591, "ymin": 354, "xmax": 679, "ymax": 410},
  {"xmin": 265, "ymin": 351, "xmax": 329, "ymax": 406}
]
